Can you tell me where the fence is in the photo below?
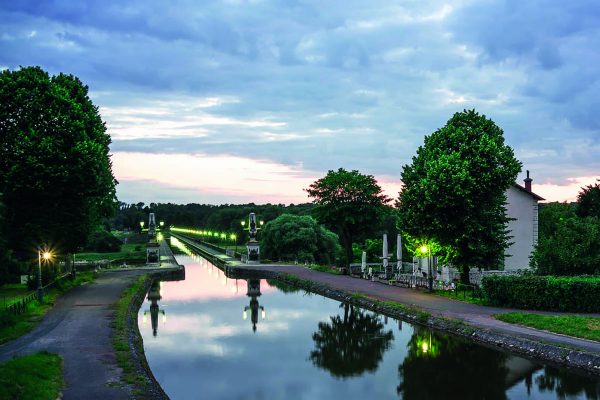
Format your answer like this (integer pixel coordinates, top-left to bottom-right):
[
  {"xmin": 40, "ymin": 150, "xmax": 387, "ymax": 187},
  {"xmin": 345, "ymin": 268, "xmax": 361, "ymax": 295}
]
[
  {"xmin": 468, "ymin": 269, "xmax": 528, "ymax": 286},
  {"xmin": 1, "ymin": 273, "xmax": 71, "ymax": 316}
]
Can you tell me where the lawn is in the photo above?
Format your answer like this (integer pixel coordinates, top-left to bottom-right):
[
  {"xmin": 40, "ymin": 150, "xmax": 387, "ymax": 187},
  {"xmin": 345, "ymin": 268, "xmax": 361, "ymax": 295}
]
[
  {"xmin": 0, "ymin": 272, "xmax": 97, "ymax": 344},
  {"xmin": 0, "ymin": 284, "xmax": 31, "ymax": 308},
  {"xmin": 0, "ymin": 351, "xmax": 63, "ymax": 400},
  {"xmin": 76, "ymin": 243, "xmax": 146, "ymax": 264},
  {"xmin": 494, "ymin": 312, "xmax": 600, "ymax": 342}
]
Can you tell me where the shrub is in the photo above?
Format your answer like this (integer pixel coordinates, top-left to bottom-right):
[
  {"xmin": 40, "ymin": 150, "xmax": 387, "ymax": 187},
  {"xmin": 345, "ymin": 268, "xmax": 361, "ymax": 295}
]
[
  {"xmin": 482, "ymin": 275, "xmax": 600, "ymax": 312},
  {"xmin": 85, "ymin": 230, "xmax": 122, "ymax": 253}
]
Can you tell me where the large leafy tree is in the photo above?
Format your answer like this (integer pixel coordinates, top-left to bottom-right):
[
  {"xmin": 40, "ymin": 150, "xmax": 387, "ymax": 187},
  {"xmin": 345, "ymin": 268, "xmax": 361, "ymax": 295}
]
[
  {"xmin": 398, "ymin": 110, "xmax": 521, "ymax": 283},
  {"xmin": 305, "ymin": 168, "xmax": 390, "ymax": 266},
  {"xmin": 261, "ymin": 214, "xmax": 340, "ymax": 264},
  {"xmin": 576, "ymin": 180, "xmax": 600, "ymax": 219},
  {"xmin": 0, "ymin": 66, "xmax": 117, "ymax": 256}
]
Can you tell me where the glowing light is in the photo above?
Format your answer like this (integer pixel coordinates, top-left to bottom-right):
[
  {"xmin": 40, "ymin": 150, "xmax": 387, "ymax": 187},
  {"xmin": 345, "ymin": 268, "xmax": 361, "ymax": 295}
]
[
  {"xmin": 420, "ymin": 245, "xmax": 428, "ymax": 254},
  {"xmin": 243, "ymin": 310, "xmax": 248, "ymax": 320},
  {"xmin": 262, "ymin": 310, "xmax": 266, "ymax": 319},
  {"xmin": 42, "ymin": 252, "xmax": 52, "ymax": 260},
  {"xmin": 421, "ymin": 342, "xmax": 428, "ymax": 353}
]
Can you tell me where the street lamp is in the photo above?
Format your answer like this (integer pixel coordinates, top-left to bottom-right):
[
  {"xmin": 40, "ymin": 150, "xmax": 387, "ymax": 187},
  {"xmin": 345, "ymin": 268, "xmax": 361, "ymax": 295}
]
[
  {"xmin": 37, "ymin": 249, "xmax": 53, "ymax": 303},
  {"xmin": 160, "ymin": 221, "xmax": 165, "ymax": 227},
  {"xmin": 420, "ymin": 244, "xmax": 433, "ymax": 291},
  {"xmin": 140, "ymin": 221, "xmax": 145, "ymax": 232}
]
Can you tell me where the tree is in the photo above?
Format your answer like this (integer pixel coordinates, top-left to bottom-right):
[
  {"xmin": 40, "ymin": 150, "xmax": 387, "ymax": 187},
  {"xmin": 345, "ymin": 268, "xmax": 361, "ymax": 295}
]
[
  {"xmin": 576, "ymin": 180, "xmax": 600, "ymax": 219},
  {"xmin": 531, "ymin": 207, "xmax": 600, "ymax": 275},
  {"xmin": 0, "ymin": 194, "xmax": 18, "ymax": 285},
  {"xmin": 261, "ymin": 214, "xmax": 340, "ymax": 264},
  {"xmin": 398, "ymin": 110, "xmax": 521, "ymax": 283},
  {"xmin": 305, "ymin": 168, "xmax": 390, "ymax": 267},
  {"xmin": 310, "ymin": 303, "xmax": 393, "ymax": 378},
  {"xmin": 0, "ymin": 66, "xmax": 117, "ymax": 256}
]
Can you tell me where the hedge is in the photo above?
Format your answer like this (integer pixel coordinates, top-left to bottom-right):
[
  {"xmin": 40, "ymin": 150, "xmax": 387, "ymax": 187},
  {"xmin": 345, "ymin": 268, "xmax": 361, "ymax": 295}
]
[{"xmin": 481, "ymin": 275, "xmax": 600, "ymax": 312}]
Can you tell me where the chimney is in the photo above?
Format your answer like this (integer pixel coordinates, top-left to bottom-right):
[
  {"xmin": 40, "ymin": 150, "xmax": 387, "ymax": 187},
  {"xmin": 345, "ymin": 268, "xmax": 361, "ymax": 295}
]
[{"xmin": 524, "ymin": 170, "xmax": 532, "ymax": 192}]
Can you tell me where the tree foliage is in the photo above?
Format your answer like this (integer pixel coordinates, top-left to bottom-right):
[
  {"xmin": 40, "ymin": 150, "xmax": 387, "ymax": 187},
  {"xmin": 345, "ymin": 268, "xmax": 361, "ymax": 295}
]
[
  {"xmin": 531, "ymin": 203, "xmax": 600, "ymax": 276},
  {"xmin": 305, "ymin": 168, "xmax": 391, "ymax": 266},
  {"xmin": 397, "ymin": 110, "xmax": 521, "ymax": 282},
  {"xmin": 0, "ymin": 66, "xmax": 117, "ymax": 255},
  {"xmin": 0, "ymin": 194, "xmax": 18, "ymax": 285},
  {"xmin": 576, "ymin": 180, "xmax": 600, "ymax": 219},
  {"xmin": 261, "ymin": 214, "xmax": 340, "ymax": 264}
]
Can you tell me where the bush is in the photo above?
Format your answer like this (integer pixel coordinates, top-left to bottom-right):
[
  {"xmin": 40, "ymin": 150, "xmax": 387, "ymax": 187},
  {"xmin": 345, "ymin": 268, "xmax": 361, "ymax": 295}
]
[
  {"xmin": 261, "ymin": 214, "xmax": 341, "ymax": 264},
  {"xmin": 482, "ymin": 275, "xmax": 600, "ymax": 312},
  {"xmin": 85, "ymin": 230, "xmax": 122, "ymax": 253}
]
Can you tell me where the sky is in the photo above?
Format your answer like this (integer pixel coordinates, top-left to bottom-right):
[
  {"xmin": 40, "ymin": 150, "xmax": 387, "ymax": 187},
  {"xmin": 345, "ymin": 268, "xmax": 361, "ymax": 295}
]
[{"xmin": 1, "ymin": 0, "xmax": 599, "ymax": 204}]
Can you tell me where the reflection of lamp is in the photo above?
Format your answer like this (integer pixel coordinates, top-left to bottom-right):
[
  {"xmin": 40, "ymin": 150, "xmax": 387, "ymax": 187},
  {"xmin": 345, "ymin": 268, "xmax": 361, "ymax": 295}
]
[
  {"xmin": 243, "ymin": 279, "xmax": 266, "ymax": 333},
  {"xmin": 143, "ymin": 280, "xmax": 166, "ymax": 337}
]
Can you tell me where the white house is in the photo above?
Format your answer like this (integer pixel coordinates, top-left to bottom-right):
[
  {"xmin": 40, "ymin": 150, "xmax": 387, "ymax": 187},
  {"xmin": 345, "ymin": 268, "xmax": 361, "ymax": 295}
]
[{"xmin": 504, "ymin": 170, "xmax": 544, "ymax": 270}]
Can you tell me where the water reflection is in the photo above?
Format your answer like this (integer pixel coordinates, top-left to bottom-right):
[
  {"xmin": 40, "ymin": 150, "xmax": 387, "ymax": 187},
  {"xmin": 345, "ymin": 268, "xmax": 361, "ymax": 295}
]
[
  {"xmin": 139, "ymin": 252, "xmax": 600, "ymax": 400},
  {"xmin": 398, "ymin": 328, "xmax": 510, "ymax": 399},
  {"xmin": 243, "ymin": 278, "xmax": 266, "ymax": 333},
  {"xmin": 142, "ymin": 280, "xmax": 167, "ymax": 337},
  {"xmin": 310, "ymin": 303, "xmax": 394, "ymax": 378},
  {"xmin": 536, "ymin": 367, "xmax": 600, "ymax": 399}
]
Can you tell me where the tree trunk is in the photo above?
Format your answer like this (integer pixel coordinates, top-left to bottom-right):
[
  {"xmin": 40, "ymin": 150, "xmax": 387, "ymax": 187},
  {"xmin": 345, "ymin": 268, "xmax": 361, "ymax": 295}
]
[
  {"xmin": 460, "ymin": 265, "xmax": 470, "ymax": 284},
  {"xmin": 342, "ymin": 232, "xmax": 353, "ymax": 273}
]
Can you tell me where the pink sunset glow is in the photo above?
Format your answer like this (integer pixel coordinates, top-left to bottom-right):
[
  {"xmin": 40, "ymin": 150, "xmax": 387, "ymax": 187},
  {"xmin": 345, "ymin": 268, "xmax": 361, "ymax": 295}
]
[{"xmin": 112, "ymin": 151, "xmax": 596, "ymax": 205}]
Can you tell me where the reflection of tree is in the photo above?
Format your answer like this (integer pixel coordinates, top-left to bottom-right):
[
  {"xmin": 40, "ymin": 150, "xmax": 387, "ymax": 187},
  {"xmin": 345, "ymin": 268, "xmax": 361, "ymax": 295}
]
[
  {"xmin": 536, "ymin": 366, "xmax": 600, "ymax": 399},
  {"xmin": 398, "ymin": 327, "xmax": 509, "ymax": 400},
  {"xmin": 310, "ymin": 303, "xmax": 394, "ymax": 378}
]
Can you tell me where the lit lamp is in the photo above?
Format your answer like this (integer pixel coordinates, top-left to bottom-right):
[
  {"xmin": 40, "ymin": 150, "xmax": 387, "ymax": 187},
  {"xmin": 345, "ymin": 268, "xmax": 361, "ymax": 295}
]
[
  {"xmin": 37, "ymin": 249, "xmax": 53, "ymax": 302},
  {"xmin": 140, "ymin": 221, "xmax": 145, "ymax": 232},
  {"xmin": 421, "ymin": 244, "xmax": 433, "ymax": 291},
  {"xmin": 160, "ymin": 221, "xmax": 165, "ymax": 227}
]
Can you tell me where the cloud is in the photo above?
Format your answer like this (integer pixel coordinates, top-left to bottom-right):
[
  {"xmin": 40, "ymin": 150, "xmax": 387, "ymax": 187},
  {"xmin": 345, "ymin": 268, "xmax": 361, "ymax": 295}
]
[{"xmin": 1, "ymin": 0, "xmax": 598, "ymax": 204}]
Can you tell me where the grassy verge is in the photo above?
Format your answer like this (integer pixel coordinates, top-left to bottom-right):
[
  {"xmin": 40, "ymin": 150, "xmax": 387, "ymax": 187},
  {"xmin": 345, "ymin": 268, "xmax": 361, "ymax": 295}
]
[
  {"xmin": 76, "ymin": 243, "xmax": 146, "ymax": 264},
  {"xmin": 495, "ymin": 312, "xmax": 600, "ymax": 342},
  {"xmin": 432, "ymin": 288, "xmax": 487, "ymax": 305},
  {"xmin": 112, "ymin": 274, "xmax": 148, "ymax": 397},
  {"xmin": 0, "ymin": 272, "xmax": 97, "ymax": 344},
  {"xmin": 307, "ymin": 264, "xmax": 343, "ymax": 275},
  {"xmin": 0, "ymin": 351, "xmax": 63, "ymax": 400}
]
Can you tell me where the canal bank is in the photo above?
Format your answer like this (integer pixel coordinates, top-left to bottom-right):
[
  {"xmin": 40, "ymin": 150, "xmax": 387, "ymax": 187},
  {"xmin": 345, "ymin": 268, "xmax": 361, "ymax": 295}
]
[{"xmin": 169, "ymin": 232, "xmax": 600, "ymax": 377}]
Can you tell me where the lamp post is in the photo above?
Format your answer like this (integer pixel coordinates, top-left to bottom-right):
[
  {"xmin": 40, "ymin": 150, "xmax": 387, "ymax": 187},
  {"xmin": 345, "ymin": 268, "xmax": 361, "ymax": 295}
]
[
  {"xmin": 37, "ymin": 250, "xmax": 52, "ymax": 303},
  {"xmin": 140, "ymin": 221, "xmax": 145, "ymax": 233},
  {"xmin": 421, "ymin": 245, "xmax": 433, "ymax": 291}
]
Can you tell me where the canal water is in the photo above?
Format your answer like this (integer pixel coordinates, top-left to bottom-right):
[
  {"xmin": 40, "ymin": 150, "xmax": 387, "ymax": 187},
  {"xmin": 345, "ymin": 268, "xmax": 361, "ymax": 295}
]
[{"xmin": 138, "ymin": 248, "xmax": 600, "ymax": 399}]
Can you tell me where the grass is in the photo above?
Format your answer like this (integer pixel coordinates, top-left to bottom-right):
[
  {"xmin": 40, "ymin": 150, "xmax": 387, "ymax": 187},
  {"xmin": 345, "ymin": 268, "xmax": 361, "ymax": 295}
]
[
  {"xmin": 0, "ymin": 351, "xmax": 63, "ymax": 400},
  {"xmin": 0, "ymin": 284, "xmax": 31, "ymax": 307},
  {"xmin": 76, "ymin": 243, "xmax": 146, "ymax": 264},
  {"xmin": 433, "ymin": 288, "xmax": 487, "ymax": 305},
  {"xmin": 112, "ymin": 274, "xmax": 149, "ymax": 397},
  {"xmin": 307, "ymin": 263, "xmax": 343, "ymax": 275},
  {"xmin": 0, "ymin": 272, "xmax": 97, "ymax": 345},
  {"xmin": 494, "ymin": 312, "xmax": 600, "ymax": 342}
]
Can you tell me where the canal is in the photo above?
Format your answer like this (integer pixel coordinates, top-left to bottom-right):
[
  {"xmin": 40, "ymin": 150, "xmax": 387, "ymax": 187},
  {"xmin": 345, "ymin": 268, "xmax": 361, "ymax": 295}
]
[{"xmin": 138, "ymin": 248, "xmax": 600, "ymax": 399}]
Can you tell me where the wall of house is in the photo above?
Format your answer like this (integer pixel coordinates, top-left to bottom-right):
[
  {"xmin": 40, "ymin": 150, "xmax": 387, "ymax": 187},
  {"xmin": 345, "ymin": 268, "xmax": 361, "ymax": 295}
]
[{"xmin": 505, "ymin": 186, "xmax": 538, "ymax": 270}]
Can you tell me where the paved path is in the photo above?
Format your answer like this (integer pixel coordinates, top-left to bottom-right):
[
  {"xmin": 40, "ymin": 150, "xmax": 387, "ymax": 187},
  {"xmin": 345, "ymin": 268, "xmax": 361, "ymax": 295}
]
[
  {"xmin": 0, "ymin": 270, "xmax": 145, "ymax": 400},
  {"xmin": 171, "ymin": 233, "xmax": 600, "ymax": 354}
]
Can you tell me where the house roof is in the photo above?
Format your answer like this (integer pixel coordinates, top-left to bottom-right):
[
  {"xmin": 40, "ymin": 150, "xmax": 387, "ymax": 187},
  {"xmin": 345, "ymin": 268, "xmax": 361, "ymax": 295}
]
[{"xmin": 512, "ymin": 183, "xmax": 545, "ymax": 201}]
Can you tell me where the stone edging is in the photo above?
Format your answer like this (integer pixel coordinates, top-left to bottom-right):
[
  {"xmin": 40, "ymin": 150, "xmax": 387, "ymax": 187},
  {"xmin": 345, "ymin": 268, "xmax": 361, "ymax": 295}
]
[
  {"xmin": 273, "ymin": 273, "xmax": 600, "ymax": 377},
  {"xmin": 125, "ymin": 271, "xmax": 173, "ymax": 400}
]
